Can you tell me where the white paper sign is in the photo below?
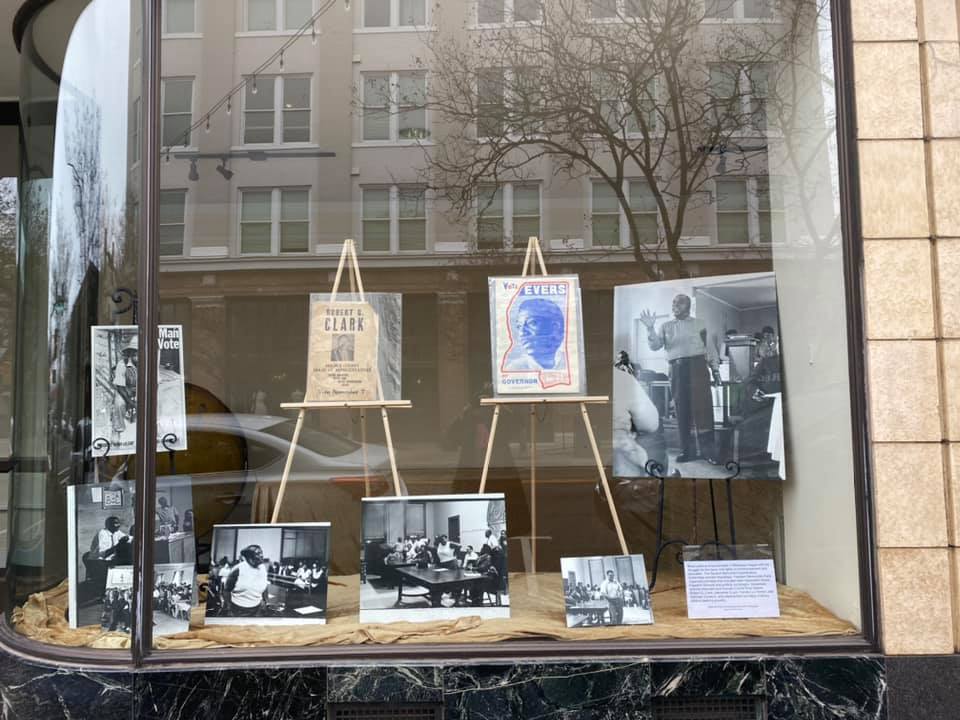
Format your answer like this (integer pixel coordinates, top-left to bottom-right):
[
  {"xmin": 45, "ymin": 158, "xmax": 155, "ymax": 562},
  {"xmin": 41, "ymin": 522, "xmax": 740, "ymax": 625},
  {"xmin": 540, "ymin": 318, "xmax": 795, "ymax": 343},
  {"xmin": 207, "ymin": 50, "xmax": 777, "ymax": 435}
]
[{"xmin": 683, "ymin": 559, "xmax": 780, "ymax": 619}]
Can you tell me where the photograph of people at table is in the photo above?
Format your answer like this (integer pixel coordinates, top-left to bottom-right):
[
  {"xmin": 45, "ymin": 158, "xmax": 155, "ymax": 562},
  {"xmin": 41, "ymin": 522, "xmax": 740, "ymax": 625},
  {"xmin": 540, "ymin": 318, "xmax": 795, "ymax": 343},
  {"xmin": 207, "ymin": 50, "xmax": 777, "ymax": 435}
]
[
  {"xmin": 612, "ymin": 272, "xmax": 785, "ymax": 481},
  {"xmin": 360, "ymin": 494, "xmax": 509, "ymax": 623},
  {"xmin": 561, "ymin": 555, "xmax": 653, "ymax": 628},
  {"xmin": 100, "ymin": 563, "xmax": 194, "ymax": 636},
  {"xmin": 205, "ymin": 523, "xmax": 330, "ymax": 626}
]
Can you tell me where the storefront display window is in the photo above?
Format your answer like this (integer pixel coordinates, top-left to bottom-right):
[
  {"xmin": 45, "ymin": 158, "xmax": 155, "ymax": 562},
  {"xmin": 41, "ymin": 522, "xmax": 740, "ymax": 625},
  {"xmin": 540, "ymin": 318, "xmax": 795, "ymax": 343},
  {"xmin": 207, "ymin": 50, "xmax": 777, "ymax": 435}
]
[{"xmin": 6, "ymin": 0, "xmax": 873, "ymax": 661}]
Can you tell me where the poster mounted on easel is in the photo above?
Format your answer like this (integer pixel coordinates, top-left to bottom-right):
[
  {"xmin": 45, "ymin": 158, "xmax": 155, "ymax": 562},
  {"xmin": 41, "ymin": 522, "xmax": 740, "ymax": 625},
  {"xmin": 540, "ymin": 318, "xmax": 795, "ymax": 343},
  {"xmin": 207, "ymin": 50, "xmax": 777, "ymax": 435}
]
[
  {"xmin": 488, "ymin": 275, "xmax": 586, "ymax": 395},
  {"xmin": 310, "ymin": 293, "xmax": 402, "ymax": 401},
  {"xmin": 90, "ymin": 324, "xmax": 187, "ymax": 457},
  {"xmin": 305, "ymin": 299, "xmax": 380, "ymax": 402}
]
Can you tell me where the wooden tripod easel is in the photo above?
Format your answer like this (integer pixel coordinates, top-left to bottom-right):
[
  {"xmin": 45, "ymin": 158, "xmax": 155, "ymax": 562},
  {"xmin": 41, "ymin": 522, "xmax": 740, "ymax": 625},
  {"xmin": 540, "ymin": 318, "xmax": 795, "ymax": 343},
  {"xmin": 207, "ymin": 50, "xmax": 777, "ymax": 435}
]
[
  {"xmin": 478, "ymin": 237, "xmax": 629, "ymax": 571},
  {"xmin": 270, "ymin": 239, "xmax": 410, "ymax": 523}
]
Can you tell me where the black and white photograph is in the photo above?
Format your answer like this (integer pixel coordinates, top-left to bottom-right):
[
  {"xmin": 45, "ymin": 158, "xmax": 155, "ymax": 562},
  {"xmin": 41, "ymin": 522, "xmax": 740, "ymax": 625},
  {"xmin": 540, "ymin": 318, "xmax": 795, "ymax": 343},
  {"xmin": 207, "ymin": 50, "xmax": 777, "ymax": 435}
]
[
  {"xmin": 100, "ymin": 563, "xmax": 195, "ymax": 636},
  {"xmin": 68, "ymin": 481, "xmax": 135, "ymax": 628},
  {"xmin": 612, "ymin": 272, "xmax": 785, "ymax": 481},
  {"xmin": 154, "ymin": 480, "xmax": 197, "ymax": 565},
  {"xmin": 360, "ymin": 494, "xmax": 509, "ymax": 624},
  {"xmin": 68, "ymin": 479, "xmax": 196, "ymax": 628},
  {"xmin": 205, "ymin": 523, "xmax": 331, "ymax": 626},
  {"xmin": 91, "ymin": 324, "xmax": 188, "ymax": 457},
  {"xmin": 561, "ymin": 554, "xmax": 653, "ymax": 627},
  {"xmin": 91, "ymin": 325, "xmax": 139, "ymax": 456},
  {"xmin": 157, "ymin": 324, "xmax": 188, "ymax": 452}
]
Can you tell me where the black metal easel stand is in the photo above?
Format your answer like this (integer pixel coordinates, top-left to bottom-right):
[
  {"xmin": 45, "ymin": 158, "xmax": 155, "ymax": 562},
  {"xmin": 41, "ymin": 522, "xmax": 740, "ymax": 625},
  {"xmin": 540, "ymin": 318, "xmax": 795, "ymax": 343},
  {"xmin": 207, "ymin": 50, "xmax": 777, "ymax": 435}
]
[{"xmin": 646, "ymin": 459, "xmax": 741, "ymax": 590}]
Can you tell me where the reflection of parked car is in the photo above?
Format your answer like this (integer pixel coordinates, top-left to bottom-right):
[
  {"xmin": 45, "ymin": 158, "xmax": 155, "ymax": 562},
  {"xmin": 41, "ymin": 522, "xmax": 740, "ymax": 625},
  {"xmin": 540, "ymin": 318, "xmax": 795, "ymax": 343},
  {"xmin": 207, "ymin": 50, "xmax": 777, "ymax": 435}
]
[{"xmin": 159, "ymin": 414, "xmax": 398, "ymax": 574}]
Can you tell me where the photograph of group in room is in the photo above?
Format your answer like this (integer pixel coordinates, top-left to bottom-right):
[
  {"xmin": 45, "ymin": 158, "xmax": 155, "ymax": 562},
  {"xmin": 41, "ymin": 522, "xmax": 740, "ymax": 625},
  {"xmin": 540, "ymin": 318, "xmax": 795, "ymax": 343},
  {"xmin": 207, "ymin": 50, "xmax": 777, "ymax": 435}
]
[
  {"xmin": 560, "ymin": 554, "xmax": 653, "ymax": 628},
  {"xmin": 68, "ymin": 477, "xmax": 198, "ymax": 630},
  {"xmin": 100, "ymin": 563, "xmax": 195, "ymax": 636},
  {"xmin": 612, "ymin": 272, "xmax": 785, "ymax": 481},
  {"xmin": 360, "ymin": 494, "xmax": 509, "ymax": 624},
  {"xmin": 205, "ymin": 523, "xmax": 331, "ymax": 626}
]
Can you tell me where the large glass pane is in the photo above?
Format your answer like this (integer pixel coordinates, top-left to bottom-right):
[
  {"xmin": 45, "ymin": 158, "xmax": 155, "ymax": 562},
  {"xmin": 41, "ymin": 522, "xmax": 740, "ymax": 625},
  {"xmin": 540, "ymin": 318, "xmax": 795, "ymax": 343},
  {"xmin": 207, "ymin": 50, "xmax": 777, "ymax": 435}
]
[
  {"xmin": 283, "ymin": 78, "xmax": 311, "ymax": 142},
  {"xmin": 363, "ymin": 74, "xmax": 391, "ymax": 141},
  {"xmin": 363, "ymin": 189, "xmax": 390, "ymax": 251},
  {"xmin": 247, "ymin": 0, "xmax": 277, "ymax": 30},
  {"xmin": 140, "ymin": 0, "xmax": 868, "ymax": 656},
  {"xmin": 9, "ymin": 0, "xmax": 141, "ymax": 655},
  {"xmin": 364, "ymin": 0, "xmax": 390, "ymax": 27},
  {"xmin": 398, "ymin": 0, "xmax": 426, "ymax": 25},
  {"xmin": 245, "ymin": 78, "xmax": 276, "ymax": 144},
  {"xmin": 163, "ymin": 79, "xmax": 193, "ymax": 147},
  {"xmin": 284, "ymin": 0, "xmax": 314, "ymax": 29},
  {"xmin": 477, "ymin": 0, "xmax": 505, "ymax": 23},
  {"xmin": 166, "ymin": 0, "xmax": 196, "ymax": 33}
]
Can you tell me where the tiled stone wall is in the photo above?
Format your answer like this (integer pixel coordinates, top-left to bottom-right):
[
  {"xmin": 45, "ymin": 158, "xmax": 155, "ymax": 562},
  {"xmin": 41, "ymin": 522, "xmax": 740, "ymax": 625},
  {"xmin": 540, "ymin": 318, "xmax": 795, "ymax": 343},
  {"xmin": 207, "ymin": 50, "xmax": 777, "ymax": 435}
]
[{"xmin": 855, "ymin": 0, "xmax": 960, "ymax": 654}]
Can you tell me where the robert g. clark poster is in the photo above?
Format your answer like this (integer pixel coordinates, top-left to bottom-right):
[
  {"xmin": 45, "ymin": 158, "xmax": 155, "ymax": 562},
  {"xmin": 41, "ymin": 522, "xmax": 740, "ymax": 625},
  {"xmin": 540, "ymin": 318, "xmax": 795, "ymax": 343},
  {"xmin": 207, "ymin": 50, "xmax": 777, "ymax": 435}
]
[
  {"xmin": 488, "ymin": 275, "xmax": 585, "ymax": 395},
  {"xmin": 305, "ymin": 299, "xmax": 381, "ymax": 402}
]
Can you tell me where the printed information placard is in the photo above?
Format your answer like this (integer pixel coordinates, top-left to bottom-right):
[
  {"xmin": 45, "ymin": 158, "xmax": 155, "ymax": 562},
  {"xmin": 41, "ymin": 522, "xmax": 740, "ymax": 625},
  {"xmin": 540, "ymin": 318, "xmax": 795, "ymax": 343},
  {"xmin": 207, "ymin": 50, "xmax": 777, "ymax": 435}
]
[{"xmin": 683, "ymin": 545, "xmax": 780, "ymax": 619}]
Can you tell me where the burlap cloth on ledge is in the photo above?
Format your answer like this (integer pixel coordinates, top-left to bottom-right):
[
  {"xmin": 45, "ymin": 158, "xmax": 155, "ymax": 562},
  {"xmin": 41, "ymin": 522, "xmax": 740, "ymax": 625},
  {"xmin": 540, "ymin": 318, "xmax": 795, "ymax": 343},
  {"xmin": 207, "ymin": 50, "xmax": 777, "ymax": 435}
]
[{"xmin": 13, "ymin": 573, "xmax": 856, "ymax": 650}]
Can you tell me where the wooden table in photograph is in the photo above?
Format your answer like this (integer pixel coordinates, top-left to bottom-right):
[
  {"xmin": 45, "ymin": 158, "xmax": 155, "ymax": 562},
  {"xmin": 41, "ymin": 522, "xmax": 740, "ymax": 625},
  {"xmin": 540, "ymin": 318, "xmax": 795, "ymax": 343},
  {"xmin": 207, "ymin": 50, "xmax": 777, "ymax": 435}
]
[
  {"xmin": 395, "ymin": 567, "xmax": 492, "ymax": 608},
  {"xmin": 565, "ymin": 601, "xmax": 610, "ymax": 626}
]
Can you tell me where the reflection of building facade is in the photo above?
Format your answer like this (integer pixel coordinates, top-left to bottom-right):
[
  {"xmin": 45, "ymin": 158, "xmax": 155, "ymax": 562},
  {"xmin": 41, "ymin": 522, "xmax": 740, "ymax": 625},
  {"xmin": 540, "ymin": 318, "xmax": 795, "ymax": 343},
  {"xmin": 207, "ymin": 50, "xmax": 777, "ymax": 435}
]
[{"xmin": 156, "ymin": 0, "xmax": 830, "ymax": 445}]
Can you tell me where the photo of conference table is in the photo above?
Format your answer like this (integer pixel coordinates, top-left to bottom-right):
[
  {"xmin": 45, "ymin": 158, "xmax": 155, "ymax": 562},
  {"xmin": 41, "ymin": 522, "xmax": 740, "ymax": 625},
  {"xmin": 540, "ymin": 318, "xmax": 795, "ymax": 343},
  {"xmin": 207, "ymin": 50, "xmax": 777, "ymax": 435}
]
[
  {"xmin": 395, "ymin": 566, "xmax": 495, "ymax": 608},
  {"xmin": 565, "ymin": 601, "xmax": 610, "ymax": 626}
]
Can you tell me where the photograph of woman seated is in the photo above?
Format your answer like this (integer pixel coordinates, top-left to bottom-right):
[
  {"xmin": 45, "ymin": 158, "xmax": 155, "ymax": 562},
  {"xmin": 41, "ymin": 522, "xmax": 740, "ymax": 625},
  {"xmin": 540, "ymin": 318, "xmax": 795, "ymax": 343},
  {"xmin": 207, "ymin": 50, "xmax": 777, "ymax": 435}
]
[{"xmin": 205, "ymin": 523, "xmax": 331, "ymax": 626}]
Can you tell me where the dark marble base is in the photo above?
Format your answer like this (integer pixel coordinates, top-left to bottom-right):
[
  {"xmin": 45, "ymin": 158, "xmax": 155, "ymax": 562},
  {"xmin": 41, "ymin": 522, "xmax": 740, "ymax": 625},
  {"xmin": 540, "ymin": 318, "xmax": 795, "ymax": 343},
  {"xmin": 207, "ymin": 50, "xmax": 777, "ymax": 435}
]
[
  {"xmin": 886, "ymin": 655, "xmax": 960, "ymax": 720},
  {"xmin": 0, "ymin": 650, "xmax": 891, "ymax": 720}
]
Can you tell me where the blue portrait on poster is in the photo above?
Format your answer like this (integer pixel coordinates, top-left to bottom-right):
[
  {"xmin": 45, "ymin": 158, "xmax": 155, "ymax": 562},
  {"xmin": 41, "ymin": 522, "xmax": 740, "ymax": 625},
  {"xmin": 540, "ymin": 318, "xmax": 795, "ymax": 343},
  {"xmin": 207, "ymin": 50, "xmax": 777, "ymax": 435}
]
[{"xmin": 489, "ymin": 275, "xmax": 586, "ymax": 395}]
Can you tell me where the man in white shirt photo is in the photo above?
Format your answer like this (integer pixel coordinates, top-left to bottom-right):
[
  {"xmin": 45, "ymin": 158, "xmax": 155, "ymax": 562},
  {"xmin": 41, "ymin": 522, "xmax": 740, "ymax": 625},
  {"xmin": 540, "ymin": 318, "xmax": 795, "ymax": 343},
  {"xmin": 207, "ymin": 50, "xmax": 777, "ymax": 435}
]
[{"xmin": 599, "ymin": 569, "xmax": 626, "ymax": 625}]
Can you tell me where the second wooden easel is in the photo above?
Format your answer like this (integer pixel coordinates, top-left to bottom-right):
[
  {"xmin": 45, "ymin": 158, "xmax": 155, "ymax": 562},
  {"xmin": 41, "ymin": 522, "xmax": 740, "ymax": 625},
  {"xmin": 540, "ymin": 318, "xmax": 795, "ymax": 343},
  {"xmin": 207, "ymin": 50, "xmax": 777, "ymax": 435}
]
[
  {"xmin": 478, "ymin": 237, "xmax": 630, "ymax": 572},
  {"xmin": 271, "ymin": 238, "xmax": 410, "ymax": 523}
]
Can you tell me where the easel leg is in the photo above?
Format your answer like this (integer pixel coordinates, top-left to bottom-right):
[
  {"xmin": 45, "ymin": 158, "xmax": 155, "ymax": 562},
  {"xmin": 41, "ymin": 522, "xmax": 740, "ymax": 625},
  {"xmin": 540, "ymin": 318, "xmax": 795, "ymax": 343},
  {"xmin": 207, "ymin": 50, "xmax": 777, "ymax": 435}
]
[
  {"xmin": 361, "ymin": 410, "xmax": 370, "ymax": 497},
  {"xmin": 530, "ymin": 406, "xmax": 537, "ymax": 575},
  {"xmin": 381, "ymin": 407, "xmax": 403, "ymax": 496},
  {"xmin": 579, "ymin": 403, "xmax": 629, "ymax": 556},
  {"xmin": 478, "ymin": 405, "xmax": 501, "ymax": 494},
  {"xmin": 271, "ymin": 409, "xmax": 306, "ymax": 524}
]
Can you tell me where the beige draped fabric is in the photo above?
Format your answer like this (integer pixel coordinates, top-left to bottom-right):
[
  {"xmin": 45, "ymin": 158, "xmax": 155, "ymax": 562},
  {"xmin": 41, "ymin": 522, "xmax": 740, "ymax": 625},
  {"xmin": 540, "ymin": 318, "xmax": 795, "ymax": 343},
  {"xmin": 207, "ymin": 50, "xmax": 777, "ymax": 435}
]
[{"xmin": 13, "ymin": 572, "xmax": 856, "ymax": 650}]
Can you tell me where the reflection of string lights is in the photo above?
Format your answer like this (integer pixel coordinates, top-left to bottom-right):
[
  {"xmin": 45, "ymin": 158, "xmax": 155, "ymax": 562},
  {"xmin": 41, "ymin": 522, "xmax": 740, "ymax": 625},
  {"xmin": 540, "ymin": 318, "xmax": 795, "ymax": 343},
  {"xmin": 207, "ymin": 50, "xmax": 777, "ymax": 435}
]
[{"xmin": 160, "ymin": 0, "xmax": 347, "ymax": 155}]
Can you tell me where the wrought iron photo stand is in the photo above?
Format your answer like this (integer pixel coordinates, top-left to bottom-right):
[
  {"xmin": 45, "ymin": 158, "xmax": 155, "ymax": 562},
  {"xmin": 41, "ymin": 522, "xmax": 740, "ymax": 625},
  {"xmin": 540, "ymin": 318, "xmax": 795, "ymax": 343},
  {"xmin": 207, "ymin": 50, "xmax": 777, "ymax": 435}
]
[
  {"xmin": 271, "ymin": 239, "xmax": 410, "ymax": 523},
  {"xmin": 477, "ymin": 237, "xmax": 630, "ymax": 572}
]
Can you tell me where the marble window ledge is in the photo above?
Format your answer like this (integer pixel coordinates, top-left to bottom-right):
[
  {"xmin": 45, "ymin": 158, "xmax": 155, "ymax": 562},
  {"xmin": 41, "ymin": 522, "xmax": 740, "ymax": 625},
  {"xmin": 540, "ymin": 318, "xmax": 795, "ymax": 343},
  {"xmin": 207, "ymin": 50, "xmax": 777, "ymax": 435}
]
[{"xmin": 0, "ymin": 649, "xmax": 897, "ymax": 720}]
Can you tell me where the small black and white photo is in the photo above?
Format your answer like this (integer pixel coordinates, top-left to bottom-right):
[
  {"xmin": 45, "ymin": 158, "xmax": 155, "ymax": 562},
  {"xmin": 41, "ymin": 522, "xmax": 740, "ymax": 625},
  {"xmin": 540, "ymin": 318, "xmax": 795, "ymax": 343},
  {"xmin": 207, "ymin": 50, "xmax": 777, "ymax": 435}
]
[
  {"xmin": 612, "ymin": 272, "xmax": 785, "ymax": 481},
  {"xmin": 157, "ymin": 324, "xmax": 188, "ymax": 452},
  {"xmin": 330, "ymin": 333, "xmax": 355, "ymax": 362},
  {"xmin": 68, "ymin": 481, "xmax": 136, "ymax": 628},
  {"xmin": 205, "ymin": 523, "xmax": 331, "ymax": 626},
  {"xmin": 360, "ymin": 494, "xmax": 509, "ymax": 624},
  {"xmin": 100, "ymin": 563, "xmax": 195, "ymax": 636},
  {"xmin": 561, "ymin": 554, "xmax": 653, "ymax": 628},
  {"xmin": 91, "ymin": 324, "xmax": 187, "ymax": 457},
  {"xmin": 154, "ymin": 480, "xmax": 197, "ymax": 565},
  {"xmin": 91, "ymin": 325, "xmax": 139, "ymax": 456}
]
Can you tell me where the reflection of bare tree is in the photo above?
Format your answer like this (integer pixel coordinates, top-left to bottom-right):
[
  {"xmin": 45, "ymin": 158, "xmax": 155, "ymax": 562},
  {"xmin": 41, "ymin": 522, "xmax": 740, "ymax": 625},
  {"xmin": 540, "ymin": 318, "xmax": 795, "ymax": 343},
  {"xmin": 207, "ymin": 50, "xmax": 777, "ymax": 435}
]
[
  {"xmin": 0, "ymin": 178, "xmax": 16, "ymax": 429},
  {"xmin": 65, "ymin": 102, "xmax": 108, "ymax": 273},
  {"xmin": 396, "ymin": 0, "xmax": 804, "ymax": 278}
]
